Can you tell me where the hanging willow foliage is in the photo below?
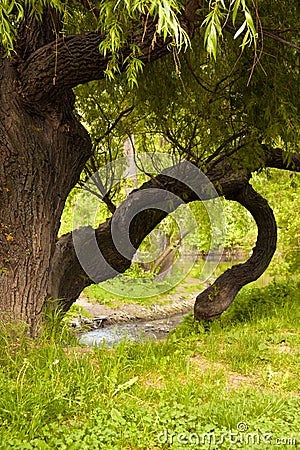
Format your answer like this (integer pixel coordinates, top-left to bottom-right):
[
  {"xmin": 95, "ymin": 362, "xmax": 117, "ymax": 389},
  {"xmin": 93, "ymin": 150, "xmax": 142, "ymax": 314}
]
[{"xmin": 0, "ymin": 0, "xmax": 259, "ymax": 85}]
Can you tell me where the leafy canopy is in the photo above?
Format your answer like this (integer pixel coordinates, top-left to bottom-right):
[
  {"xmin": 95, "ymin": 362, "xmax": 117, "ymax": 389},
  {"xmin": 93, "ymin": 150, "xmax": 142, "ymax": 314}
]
[{"xmin": 2, "ymin": 0, "xmax": 299, "ymax": 160}]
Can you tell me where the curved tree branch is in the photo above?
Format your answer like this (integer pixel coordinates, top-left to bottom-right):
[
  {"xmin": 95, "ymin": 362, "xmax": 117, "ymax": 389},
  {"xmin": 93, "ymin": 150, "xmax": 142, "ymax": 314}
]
[
  {"xmin": 21, "ymin": 31, "xmax": 116, "ymax": 104},
  {"xmin": 48, "ymin": 159, "xmax": 249, "ymax": 311},
  {"xmin": 48, "ymin": 145, "xmax": 298, "ymax": 312},
  {"xmin": 194, "ymin": 183, "xmax": 277, "ymax": 321}
]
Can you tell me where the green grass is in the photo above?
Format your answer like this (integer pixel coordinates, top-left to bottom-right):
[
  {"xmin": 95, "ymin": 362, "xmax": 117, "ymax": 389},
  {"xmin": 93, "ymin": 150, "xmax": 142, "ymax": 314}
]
[
  {"xmin": 82, "ymin": 267, "xmax": 178, "ymax": 307},
  {"xmin": 83, "ymin": 278, "xmax": 173, "ymax": 307},
  {"xmin": 82, "ymin": 259, "xmax": 271, "ymax": 308},
  {"xmin": 0, "ymin": 280, "xmax": 299, "ymax": 449}
]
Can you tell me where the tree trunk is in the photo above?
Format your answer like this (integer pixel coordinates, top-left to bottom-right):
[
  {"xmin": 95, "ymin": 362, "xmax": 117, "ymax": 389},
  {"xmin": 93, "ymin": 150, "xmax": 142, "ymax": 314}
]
[
  {"xmin": 194, "ymin": 182, "xmax": 277, "ymax": 321},
  {"xmin": 0, "ymin": 59, "xmax": 91, "ymax": 335}
]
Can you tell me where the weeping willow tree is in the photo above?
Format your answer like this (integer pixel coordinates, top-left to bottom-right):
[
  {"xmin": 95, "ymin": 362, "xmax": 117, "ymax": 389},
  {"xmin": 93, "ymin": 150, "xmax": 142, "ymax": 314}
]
[{"xmin": 0, "ymin": 0, "xmax": 299, "ymax": 335}]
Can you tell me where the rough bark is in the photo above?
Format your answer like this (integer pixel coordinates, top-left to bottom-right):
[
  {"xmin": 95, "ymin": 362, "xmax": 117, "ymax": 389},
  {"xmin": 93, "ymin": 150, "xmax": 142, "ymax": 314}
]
[
  {"xmin": 0, "ymin": 57, "xmax": 91, "ymax": 334},
  {"xmin": 20, "ymin": 2, "xmax": 199, "ymax": 106},
  {"xmin": 194, "ymin": 182, "xmax": 277, "ymax": 321}
]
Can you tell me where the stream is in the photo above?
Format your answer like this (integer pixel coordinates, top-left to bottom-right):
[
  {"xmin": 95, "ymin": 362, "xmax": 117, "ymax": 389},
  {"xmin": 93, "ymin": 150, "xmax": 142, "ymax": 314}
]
[
  {"xmin": 78, "ymin": 261, "xmax": 273, "ymax": 347},
  {"xmin": 79, "ymin": 313, "xmax": 187, "ymax": 347}
]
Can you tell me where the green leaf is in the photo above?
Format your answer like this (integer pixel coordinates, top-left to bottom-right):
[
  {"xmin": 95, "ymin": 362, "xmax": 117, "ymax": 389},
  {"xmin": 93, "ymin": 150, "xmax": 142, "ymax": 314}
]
[
  {"xmin": 112, "ymin": 376, "xmax": 139, "ymax": 397},
  {"xmin": 240, "ymin": 28, "xmax": 250, "ymax": 48},
  {"xmin": 245, "ymin": 10, "xmax": 257, "ymax": 37},
  {"xmin": 110, "ymin": 407, "xmax": 126, "ymax": 424},
  {"xmin": 232, "ymin": 0, "xmax": 240, "ymax": 25}
]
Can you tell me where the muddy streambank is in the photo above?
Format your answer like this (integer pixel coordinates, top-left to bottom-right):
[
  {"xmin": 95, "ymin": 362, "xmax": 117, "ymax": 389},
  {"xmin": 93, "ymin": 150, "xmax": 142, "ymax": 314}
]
[
  {"xmin": 75, "ymin": 291, "xmax": 196, "ymax": 326},
  {"xmin": 75, "ymin": 291, "xmax": 197, "ymax": 346}
]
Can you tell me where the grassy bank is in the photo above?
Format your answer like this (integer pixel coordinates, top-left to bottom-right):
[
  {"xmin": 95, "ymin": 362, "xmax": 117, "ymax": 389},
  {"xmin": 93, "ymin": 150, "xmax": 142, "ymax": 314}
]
[
  {"xmin": 0, "ymin": 280, "xmax": 299, "ymax": 449},
  {"xmin": 80, "ymin": 259, "xmax": 271, "ymax": 309}
]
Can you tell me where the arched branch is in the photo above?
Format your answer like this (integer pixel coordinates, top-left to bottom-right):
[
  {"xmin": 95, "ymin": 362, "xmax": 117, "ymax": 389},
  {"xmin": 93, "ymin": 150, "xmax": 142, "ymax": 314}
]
[
  {"xmin": 47, "ymin": 159, "xmax": 248, "ymax": 311},
  {"xmin": 49, "ymin": 146, "xmax": 297, "ymax": 313},
  {"xmin": 194, "ymin": 183, "xmax": 277, "ymax": 321}
]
